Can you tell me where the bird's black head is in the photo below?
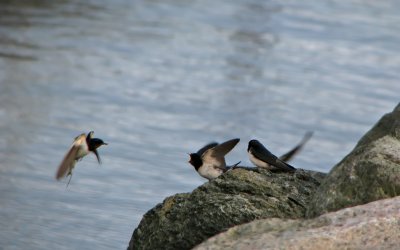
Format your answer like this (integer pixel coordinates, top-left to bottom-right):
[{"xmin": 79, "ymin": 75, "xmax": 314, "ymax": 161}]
[
  {"xmin": 248, "ymin": 139, "xmax": 260, "ymax": 151},
  {"xmin": 86, "ymin": 131, "xmax": 108, "ymax": 151},
  {"xmin": 188, "ymin": 153, "xmax": 203, "ymax": 171},
  {"xmin": 89, "ymin": 138, "xmax": 108, "ymax": 151},
  {"xmin": 86, "ymin": 132, "xmax": 107, "ymax": 164}
]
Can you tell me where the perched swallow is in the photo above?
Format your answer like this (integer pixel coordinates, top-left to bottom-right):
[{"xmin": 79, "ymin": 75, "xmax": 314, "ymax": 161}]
[
  {"xmin": 247, "ymin": 139, "xmax": 296, "ymax": 172},
  {"xmin": 279, "ymin": 131, "xmax": 313, "ymax": 162},
  {"xmin": 55, "ymin": 131, "xmax": 107, "ymax": 186},
  {"xmin": 188, "ymin": 138, "xmax": 240, "ymax": 180}
]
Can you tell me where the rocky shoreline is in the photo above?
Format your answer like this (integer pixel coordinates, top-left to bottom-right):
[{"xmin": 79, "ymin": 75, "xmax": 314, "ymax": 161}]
[
  {"xmin": 128, "ymin": 103, "xmax": 400, "ymax": 250},
  {"xmin": 194, "ymin": 196, "xmax": 400, "ymax": 250}
]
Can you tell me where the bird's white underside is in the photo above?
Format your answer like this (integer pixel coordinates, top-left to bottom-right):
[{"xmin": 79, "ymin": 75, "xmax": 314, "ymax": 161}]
[
  {"xmin": 248, "ymin": 151, "xmax": 274, "ymax": 170},
  {"xmin": 198, "ymin": 164, "xmax": 224, "ymax": 180}
]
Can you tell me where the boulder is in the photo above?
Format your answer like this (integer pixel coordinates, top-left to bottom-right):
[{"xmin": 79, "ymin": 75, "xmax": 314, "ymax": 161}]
[
  {"xmin": 307, "ymin": 103, "xmax": 400, "ymax": 217},
  {"xmin": 194, "ymin": 196, "xmax": 400, "ymax": 250},
  {"xmin": 128, "ymin": 168, "xmax": 325, "ymax": 250}
]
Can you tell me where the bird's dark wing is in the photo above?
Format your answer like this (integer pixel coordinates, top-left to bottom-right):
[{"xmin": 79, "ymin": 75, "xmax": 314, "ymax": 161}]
[
  {"xmin": 92, "ymin": 149, "xmax": 101, "ymax": 164},
  {"xmin": 274, "ymin": 158, "xmax": 296, "ymax": 171},
  {"xmin": 250, "ymin": 141, "xmax": 278, "ymax": 164},
  {"xmin": 56, "ymin": 144, "xmax": 79, "ymax": 180},
  {"xmin": 251, "ymin": 140, "xmax": 295, "ymax": 171},
  {"xmin": 279, "ymin": 131, "xmax": 313, "ymax": 162},
  {"xmin": 202, "ymin": 138, "xmax": 240, "ymax": 170},
  {"xmin": 206, "ymin": 138, "xmax": 240, "ymax": 157},
  {"xmin": 196, "ymin": 142, "xmax": 219, "ymax": 156}
]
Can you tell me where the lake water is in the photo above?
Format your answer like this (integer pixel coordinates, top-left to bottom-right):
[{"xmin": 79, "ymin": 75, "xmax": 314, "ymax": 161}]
[{"xmin": 0, "ymin": 0, "xmax": 399, "ymax": 249}]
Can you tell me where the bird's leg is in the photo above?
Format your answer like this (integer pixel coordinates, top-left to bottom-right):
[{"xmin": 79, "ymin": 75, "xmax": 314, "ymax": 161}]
[{"xmin": 66, "ymin": 172, "xmax": 73, "ymax": 189}]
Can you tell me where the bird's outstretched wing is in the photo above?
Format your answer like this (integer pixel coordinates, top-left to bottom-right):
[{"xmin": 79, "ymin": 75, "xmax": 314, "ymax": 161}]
[
  {"xmin": 206, "ymin": 138, "xmax": 240, "ymax": 157},
  {"xmin": 202, "ymin": 138, "xmax": 240, "ymax": 169},
  {"xmin": 55, "ymin": 144, "xmax": 79, "ymax": 180},
  {"xmin": 197, "ymin": 142, "xmax": 219, "ymax": 156},
  {"xmin": 279, "ymin": 131, "xmax": 313, "ymax": 162},
  {"xmin": 55, "ymin": 134, "xmax": 86, "ymax": 180}
]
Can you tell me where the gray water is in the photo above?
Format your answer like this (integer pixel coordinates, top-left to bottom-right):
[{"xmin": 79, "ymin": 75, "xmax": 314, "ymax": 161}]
[{"xmin": 0, "ymin": 0, "xmax": 399, "ymax": 249}]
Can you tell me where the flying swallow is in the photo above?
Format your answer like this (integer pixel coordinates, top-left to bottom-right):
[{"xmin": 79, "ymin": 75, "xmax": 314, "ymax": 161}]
[
  {"xmin": 247, "ymin": 139, "xmax": 296, "ymax": 172},
  {"xmin": 188, "ymin": 138, "xmax": 240, "ymax": 180},
  {"xmin": 55, "ymin": 131, "xmax": 107, "ymax": 186}
]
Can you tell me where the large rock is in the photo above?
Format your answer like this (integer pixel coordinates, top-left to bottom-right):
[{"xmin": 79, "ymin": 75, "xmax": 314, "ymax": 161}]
[
  {"xmin": 307, "ymin": 103, "xmax": 400, "ymax": 217},
  {"xmin": 128, "ymin": 168, "xmax": 325, "ymax": 250},
  {"xmin": 194, "ymin": 196, "xmax": 400, "ymax": 250}
]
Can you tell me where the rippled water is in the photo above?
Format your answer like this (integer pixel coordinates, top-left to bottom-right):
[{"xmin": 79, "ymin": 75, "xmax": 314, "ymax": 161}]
[{"xmin": 0, "ymin": 0, "xmax": 399, "ymax": 249}]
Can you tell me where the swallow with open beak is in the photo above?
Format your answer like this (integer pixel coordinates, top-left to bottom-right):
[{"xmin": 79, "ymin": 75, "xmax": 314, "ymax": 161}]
[{"xmin": 188, "ymin": 138, "xmax": 240, "ymax": 180}]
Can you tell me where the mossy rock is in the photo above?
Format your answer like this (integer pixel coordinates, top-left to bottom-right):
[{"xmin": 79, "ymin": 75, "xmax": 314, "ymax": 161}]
[
  {"xmin": 307, "ymin": 103, "xmax": 400, "ymax": 218},
  {"xmin": 128, "ymin": 168, "xmax": 325, "ymax": 250}
]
